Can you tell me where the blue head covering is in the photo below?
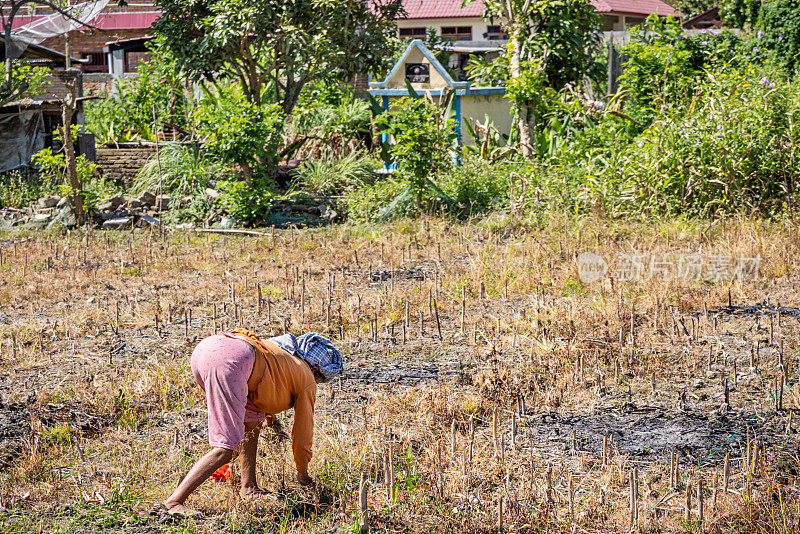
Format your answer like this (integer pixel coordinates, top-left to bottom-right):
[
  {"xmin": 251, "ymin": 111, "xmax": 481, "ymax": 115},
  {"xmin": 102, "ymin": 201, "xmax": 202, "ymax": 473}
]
[{"xmin": 268, "ymin": 332, "xmax": 344, "ymax": 382}]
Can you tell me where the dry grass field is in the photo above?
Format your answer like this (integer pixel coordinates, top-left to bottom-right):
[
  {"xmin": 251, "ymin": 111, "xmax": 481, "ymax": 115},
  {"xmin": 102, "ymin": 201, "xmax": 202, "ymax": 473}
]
[{"xmin": 0, "ymin": 213, "xmax": 798, "ymax": 533}]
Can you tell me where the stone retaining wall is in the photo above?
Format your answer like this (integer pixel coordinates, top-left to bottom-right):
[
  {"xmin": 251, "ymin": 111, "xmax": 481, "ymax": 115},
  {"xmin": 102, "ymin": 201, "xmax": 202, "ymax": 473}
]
[{"xmin": 96, "ymin": 146, "xmax": 155, "ymax": 186}]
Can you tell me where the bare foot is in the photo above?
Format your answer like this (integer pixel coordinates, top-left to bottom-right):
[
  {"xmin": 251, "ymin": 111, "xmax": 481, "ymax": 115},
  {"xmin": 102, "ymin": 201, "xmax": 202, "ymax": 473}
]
[{"xmin": 162, "ymin": 501, "xmax": 203, "ymax": 517}]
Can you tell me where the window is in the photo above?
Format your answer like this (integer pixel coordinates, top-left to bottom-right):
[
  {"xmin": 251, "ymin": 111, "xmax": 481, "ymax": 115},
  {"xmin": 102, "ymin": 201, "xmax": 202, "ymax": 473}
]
[
  {"xmin": 486, "ymin": 25, "xmax": 508, "ymax": 40},
  {"xmin": 441, "ymin": 26, "xmax": 472, "ymax": 41},
  {"xmin": 602, "ymin": 15, "xmax": 619, "ymax": 31},
  {"xmin": 625, "ymin": 16, "xmax": 645, "ymax": 27},
  {"xmin": 399, "ymin": 27, "xmax": 427, "ymax": 39},
  {"xmin": 80, "ymin": 51, "xmax": 107, "ymax": 73}
]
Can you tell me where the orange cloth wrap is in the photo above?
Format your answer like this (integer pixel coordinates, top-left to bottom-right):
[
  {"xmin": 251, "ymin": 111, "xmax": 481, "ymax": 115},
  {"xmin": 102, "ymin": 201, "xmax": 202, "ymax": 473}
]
[{"xmin": 229, "ymin": 328, "xmax": 317, "ymax": 477}]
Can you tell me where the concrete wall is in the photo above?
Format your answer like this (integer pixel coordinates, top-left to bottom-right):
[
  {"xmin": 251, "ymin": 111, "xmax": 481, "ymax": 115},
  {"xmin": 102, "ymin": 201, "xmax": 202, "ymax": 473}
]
[
  {"xmin": 460, "ymin": 94, "xmax": 512, "ymax": 146},
  {"xmin": 397, "ymin": 17, "xmax": 492, "ymax": 40}
]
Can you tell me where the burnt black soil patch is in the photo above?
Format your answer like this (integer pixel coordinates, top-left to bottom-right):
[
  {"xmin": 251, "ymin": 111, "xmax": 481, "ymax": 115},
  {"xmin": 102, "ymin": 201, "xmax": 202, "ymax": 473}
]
[
  {"xmin": 0, "ymin": 402, "xmax": 113, "ymax": 467},
  {"xmin": 524, "ymin": 404, "xmax": 795, "ymax": 465},
  {"xmin": 0, "ymin": 402, "xmax": 30, "ymax": 466},
  {"xmin": 710, "ymin": 303, "xmax": 800, "ymax": 318},
  {"xmin": 342, "ymin": 363, "xmax": 461, "ymax": 387}
]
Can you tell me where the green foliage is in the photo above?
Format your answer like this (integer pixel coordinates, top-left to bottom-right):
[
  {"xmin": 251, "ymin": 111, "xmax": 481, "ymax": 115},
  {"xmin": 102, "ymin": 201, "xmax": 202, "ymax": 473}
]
[
  {"xmin": 755, "ymin": 0, "xmax": 800, "ymax": 75},
  {"xmin": 0, "ymin": 169, "xmax": 56, "ymax": 209},
  {"xmin": 214, "ymin": 178, "xmax": 274, "ymax": 223},
  {"xmin": 475, "ymin": 0, "xmax": 603, "ymax": 92},
  {"xmin": 720, "ymin": 0, "xmax": 761, "ymax": 28},
  {"xmin": 295, "ymin": 152, "xmax": 378, "ymax": 195},
  {"xmin": 536, "ymin": 64, "xmax": 800, "ymax": 217},
  {"xmin": 345, "ymin": 177, "xmax": 412, "ymax": 222},
  {"xmin": 31, "ymin": 143, "xmax": 114, "ymax": 211},
  {"xmin": 0, "ymin": 61, "xmax": 49, "ymax": 108},
  {"xmin": 617, "ymin": 15, "xmax": 753, "ymax": 124},
  {"xmin": 438, "ymin": 158, "xmax": 513, "ymax": 214},
  {"xmin": 153, "ymin": 0, "xmax": 403, "ymax": 114},
  {"xmin": 373, "ymin": 97, "xmax": 457, "ymax": 203},
  {"xmin": 83, "ymin": 40, "xmax": 191, "ymax": 144},
  {"xmin": 194, "ymin": 83, "xmax": 284, "ymax": 173},
  {"xmin": 131, "ymin": 143, "xmax": 213, "ymax": 197},
  {"xmin": 671, "ymin": 0, "xmax": 717, "ymax": 18}
]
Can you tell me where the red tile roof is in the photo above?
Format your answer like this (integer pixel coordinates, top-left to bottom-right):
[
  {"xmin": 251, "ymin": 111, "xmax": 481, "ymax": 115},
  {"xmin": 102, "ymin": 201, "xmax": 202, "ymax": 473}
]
[
  {"xmin": 401, "ymin": 0, "xmax": 485, "ymax": 19},
  {"xmin": 400, "ymin": 0, "xmax": 680, "ymax": 19},
  {"xmin": 591, "ymin": 0, "xmax": 680, "ymax": 16}
]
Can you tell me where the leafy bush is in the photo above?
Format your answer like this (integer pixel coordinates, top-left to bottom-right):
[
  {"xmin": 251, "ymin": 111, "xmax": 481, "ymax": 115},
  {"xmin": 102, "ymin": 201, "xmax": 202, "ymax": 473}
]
[
  {"xmin": 373, "ymin": 97, "xmax": 457, "ymax": 206},
  {"xmin": 0, "ymin": 169, "xmax": 57, "ymax": 208},
  {"xmin": 295, "ymin": 152, "xmax": 379, "ymax": 195},
  {"xmin": 755, "ymin": 0, "xmax": 800, "ymax": 75},
  {"xmin": 214, "ymin": 178, "xmax": 274, "ymax": 224},
  {"xmin": 194, "ymin": 83, "xmax": 284, "ymax": 175},
  {"xmin": 84, "ymin": 40, "xmax": 191, "ymax": 144},
  {"xmin": 438, "ymin": 158, "xmax": 512, "ymax": 215},
  {"xmin": 618, "ymin": 15, "xmax": 754, "ymax": 124},
  {"xmin": 345, "ymin": 177, "xmax": 412, "ymax": 222},
  {"xmin": 540, "ymin": 63, "xmax": 800, "ymax": 217},
  {"xmin": 31, "ymin": 147, "xmax": 115, "ymax": 211}
]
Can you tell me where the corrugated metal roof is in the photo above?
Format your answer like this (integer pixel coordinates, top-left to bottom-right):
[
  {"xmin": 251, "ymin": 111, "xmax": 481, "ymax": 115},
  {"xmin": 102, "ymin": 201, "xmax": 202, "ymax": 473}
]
[{"xmin": 11, "ymin": 11, "xmax": 159, "ymax": 30}]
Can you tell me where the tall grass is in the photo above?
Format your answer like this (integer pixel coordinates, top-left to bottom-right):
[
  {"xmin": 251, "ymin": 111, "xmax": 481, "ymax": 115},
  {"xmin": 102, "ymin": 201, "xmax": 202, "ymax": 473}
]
[{"xmin": 131, "ymin": 143, "xmax": 213, "ymax": 197}]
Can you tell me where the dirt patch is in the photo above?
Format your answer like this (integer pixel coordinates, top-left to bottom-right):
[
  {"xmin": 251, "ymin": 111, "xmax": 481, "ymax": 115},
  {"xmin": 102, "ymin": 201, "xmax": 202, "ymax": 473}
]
[{"xmin": 523, "ymin": 404, "xmax": 795, "ymax": 465}]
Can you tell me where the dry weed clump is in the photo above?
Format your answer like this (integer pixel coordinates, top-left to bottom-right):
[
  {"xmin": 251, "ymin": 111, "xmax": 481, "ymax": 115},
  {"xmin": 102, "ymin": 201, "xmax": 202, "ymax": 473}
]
[{"xmin": 0, "ymin": 214, "xmax": 798, "ymax": 532}]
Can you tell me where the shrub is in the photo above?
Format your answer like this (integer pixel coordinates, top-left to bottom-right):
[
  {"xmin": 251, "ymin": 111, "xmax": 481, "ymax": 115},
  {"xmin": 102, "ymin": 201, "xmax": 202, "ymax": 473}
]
[
  {"xmin": 345, "ymin": 177, "xmax": 412, "ymax": 222},
  {"xmin": 546, "ymin": 64, "xmax": 800, "ymax": 217},
  {"xmin": 84, "ymin": 40, "xmax": 191, "ymax": 144},
  {"xmin": 438, "ymin": 159, "xmax": 512, "ymax": 215},
  {"xmin": 373, "ymin": 96, "xmax": 457, "ymax": 207},
  {"xmin": 755, "ymin": 0, "xmax": 800, "ymax": 75},
  {"xmin": 214, "ymin": 178, "xmax": 274, "ymax": 224},
  {"xmin": 31, "ymin": 146, "xmax": 114, "ymax": 211},
  {"xmin": 618, "ymin": 15, "xmax": 755, "ymax": 124}
]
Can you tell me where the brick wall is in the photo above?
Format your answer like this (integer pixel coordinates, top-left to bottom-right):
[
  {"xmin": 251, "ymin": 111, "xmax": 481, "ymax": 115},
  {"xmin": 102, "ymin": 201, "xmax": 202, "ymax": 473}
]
[{"xmin": 96, "ymin": 146, "xmax": 155, "ymax": 186}]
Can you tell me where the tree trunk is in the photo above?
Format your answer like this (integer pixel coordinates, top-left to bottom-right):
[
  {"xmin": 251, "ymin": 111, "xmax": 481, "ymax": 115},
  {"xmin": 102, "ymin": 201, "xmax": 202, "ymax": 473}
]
[
  {"xmin": 509, "ymin": 32, "xmax": 533, "ymax": 158},
  {"xmin": 61, "ymin": 72, "xmax": 85, "ymax": 225}
]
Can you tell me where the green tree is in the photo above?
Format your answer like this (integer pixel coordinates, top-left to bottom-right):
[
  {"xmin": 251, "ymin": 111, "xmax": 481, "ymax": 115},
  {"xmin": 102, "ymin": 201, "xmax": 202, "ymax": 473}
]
[
  {"xmin": 152, "ymin": 0, "xmax": 403, "ymax": 115},
  {"xmin": 755, "ymin": 0, "xmax": 800, "ymax": 75},
  {"xmin": 720, "ymin": 0, "xmax": 761, "ymax": 28},
  {"xmin": 465, "ymin": 0, "xmax": 601, "ymax": 157}
]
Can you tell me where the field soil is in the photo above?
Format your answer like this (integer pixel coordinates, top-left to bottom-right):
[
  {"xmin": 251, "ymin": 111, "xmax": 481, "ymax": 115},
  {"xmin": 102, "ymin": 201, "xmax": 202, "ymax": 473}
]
[{"xmin": 0, "ymin": 216, "xmax": 798, "ymax": 533}]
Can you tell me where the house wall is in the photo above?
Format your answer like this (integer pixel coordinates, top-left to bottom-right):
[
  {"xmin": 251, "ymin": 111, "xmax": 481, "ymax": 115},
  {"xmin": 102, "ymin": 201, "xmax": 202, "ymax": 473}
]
[
  {"xmin": 397, "ymin": 17, "xmax": 493, "ymax": 40},
  {"xmin": 459, "ymin": 94, "xmax": 512, "ymax": 146}
]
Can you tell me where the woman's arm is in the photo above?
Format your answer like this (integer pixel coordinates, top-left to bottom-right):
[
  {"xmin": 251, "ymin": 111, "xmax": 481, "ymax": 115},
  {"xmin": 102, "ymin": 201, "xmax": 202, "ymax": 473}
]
[{"xmin": 291, "ymin": 384, "xmax": 317, "ymax": 484}]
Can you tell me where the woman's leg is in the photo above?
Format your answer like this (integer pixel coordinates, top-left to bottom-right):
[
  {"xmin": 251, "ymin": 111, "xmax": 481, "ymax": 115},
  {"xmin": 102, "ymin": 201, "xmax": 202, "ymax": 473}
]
[
  {"xmin": 164, "ymin": 446, "xmax": 234, "ymax": 514},
  {"xmin": 239, "ymin": 421, "xmax": 262, "ymax": 496}
]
